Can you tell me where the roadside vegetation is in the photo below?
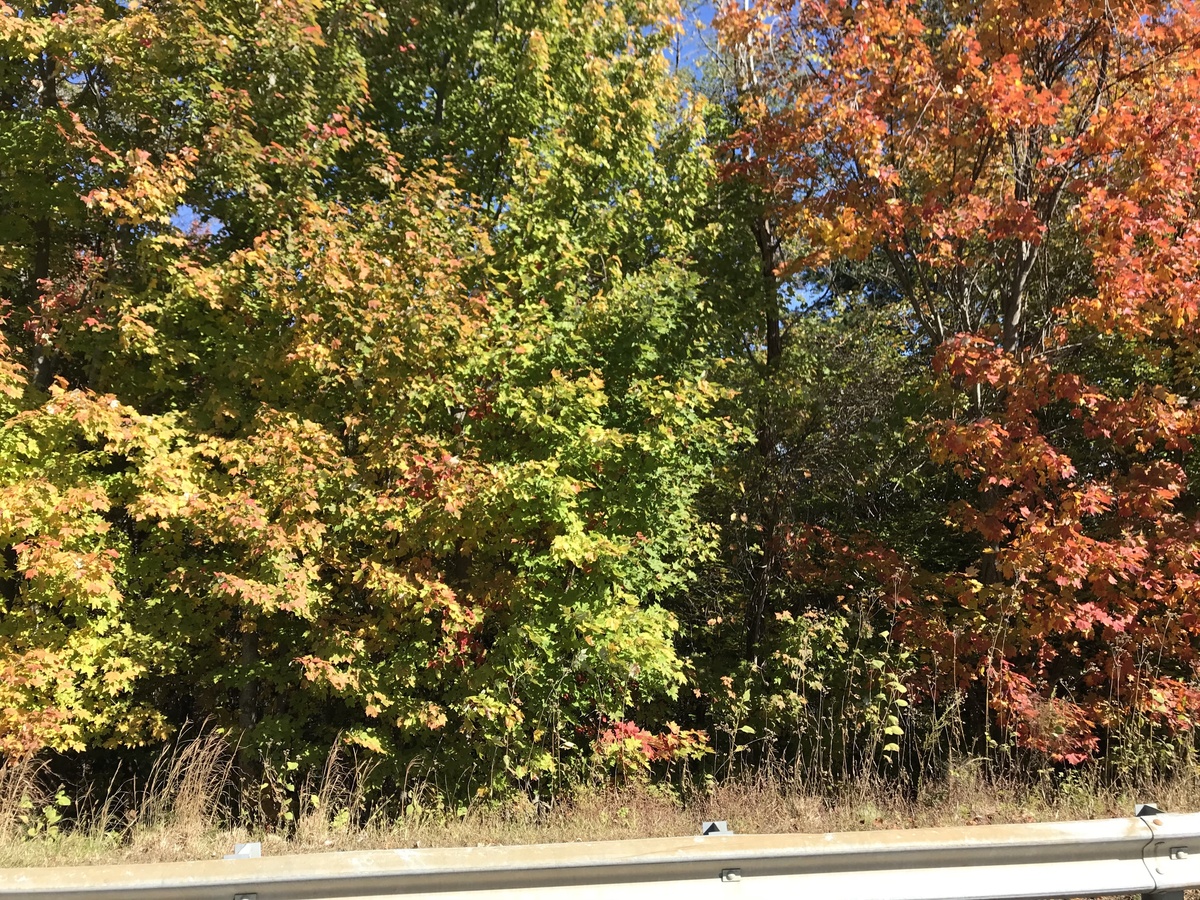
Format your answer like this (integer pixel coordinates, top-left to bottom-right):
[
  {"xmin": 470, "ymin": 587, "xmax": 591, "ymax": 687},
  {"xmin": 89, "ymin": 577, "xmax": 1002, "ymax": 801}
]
[
  {"xmin": 3, "ymin": 731, "xmax": 1198, "ymax": 868},
  {"xmin": 4, "ymin": 0, "xmax": 1200, "ymax": 864}
]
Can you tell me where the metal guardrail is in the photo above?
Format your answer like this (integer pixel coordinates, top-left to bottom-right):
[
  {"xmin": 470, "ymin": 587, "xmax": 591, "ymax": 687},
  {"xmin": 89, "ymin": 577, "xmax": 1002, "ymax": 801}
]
[{"xmin": 2, "ymin": 811, "xmax": 1198, "ymax": 900}]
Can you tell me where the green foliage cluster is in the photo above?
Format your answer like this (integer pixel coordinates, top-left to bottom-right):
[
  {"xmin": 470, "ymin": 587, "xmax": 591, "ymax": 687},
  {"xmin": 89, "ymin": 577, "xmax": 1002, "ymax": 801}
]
[{"xmin": 0, "ymin": 0, "xmax": 727, "ymax": 793}]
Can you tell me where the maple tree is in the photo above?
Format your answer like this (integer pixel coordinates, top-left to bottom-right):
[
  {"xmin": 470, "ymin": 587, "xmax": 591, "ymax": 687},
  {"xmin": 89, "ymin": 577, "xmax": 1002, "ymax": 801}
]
[
  {"xmin": 0, "ymin": 0, "xmax": 729, "ymax": 792},
  {"xmin": 718, "ymin": 0, "xmax": 1200, "ymax": 763}
]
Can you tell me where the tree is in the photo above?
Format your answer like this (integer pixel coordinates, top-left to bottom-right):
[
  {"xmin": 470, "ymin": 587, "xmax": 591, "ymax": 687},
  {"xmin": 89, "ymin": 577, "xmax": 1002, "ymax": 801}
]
[
  {"xmin": 718, "ymin": 0, "xmax": 1200, "ymax": 764},
  {"xmin": 0, "ymin": 0, "xmax": 729, "ymax": 793}
]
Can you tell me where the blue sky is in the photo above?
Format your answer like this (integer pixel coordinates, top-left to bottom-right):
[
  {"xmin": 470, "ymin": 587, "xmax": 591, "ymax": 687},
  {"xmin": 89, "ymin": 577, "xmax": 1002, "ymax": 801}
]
[{"xmin": 673, "ymin": 1, "xmax": 720, "ymax": 74}]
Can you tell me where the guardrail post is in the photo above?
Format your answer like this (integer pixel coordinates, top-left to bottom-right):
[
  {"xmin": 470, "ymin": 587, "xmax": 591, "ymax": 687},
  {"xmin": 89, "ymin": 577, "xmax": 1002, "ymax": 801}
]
[{"xmin": 1139, "ymin": 802, "xmax": 1196, "ymax": 900}]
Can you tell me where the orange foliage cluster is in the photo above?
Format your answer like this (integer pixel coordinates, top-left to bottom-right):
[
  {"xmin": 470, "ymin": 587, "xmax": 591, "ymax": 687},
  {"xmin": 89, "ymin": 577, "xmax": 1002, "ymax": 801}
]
[{"xmin": 721, "ymin": 0, "xmax": 1200, "ymax": 760}]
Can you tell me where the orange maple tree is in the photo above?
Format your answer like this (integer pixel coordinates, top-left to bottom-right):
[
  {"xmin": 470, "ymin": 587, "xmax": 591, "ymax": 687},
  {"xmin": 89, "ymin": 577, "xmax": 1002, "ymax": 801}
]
[{"xmin": 719, "ymin": 0, "xmax": 1200, "ymax": 760}]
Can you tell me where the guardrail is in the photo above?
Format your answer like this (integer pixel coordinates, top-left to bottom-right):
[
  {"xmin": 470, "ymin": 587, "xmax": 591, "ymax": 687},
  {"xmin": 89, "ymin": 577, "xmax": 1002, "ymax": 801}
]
[{"xmin": 2, "ymin": 810, "xmax": 1198, "ymax": 900}]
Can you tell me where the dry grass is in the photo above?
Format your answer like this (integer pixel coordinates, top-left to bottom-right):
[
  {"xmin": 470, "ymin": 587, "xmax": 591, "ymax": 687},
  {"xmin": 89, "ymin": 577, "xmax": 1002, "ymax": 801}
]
[
  {"xmin": 0, "ymin": 757, "xmax": 48, "ymax": 843},
  {"xmin": 3, "ymin": 734, "xmax": 1200, "ymax": 869}
]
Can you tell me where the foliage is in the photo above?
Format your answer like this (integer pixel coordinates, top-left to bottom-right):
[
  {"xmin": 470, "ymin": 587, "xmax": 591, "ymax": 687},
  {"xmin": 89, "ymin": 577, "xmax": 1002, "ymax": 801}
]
[
  {"xmin": 593, "ymin": 719, "xmax": 712, "ymax": 782},
  {"xmin": 0, "ymin": 0, "xmax": 727, "ymax": 796},
  {"xmin": 4, "ymin": 0, "xmax": 1200, "ymax": 802},
  {"xmin": 718, "ymin": 0, "xmax": 1200, "ymax": 765}
]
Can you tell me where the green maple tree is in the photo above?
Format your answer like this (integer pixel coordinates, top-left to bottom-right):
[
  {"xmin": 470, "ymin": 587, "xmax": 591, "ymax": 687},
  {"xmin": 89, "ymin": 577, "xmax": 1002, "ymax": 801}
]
[{"xmin": 0, "ymin": 0, "xmax": 730, "ymax": 793}]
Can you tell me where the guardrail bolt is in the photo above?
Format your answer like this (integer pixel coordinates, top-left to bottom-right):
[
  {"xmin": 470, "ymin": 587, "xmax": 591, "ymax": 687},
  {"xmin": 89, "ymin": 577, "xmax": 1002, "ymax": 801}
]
[{"xmin": 720, "ymin": 868, "xmax": 742, "ymax": 883}]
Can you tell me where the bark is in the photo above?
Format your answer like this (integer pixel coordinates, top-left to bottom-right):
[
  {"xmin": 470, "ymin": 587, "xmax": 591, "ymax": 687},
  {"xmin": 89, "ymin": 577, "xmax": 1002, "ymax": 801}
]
[
  {"xmin": 745, "ymin": 213, "xmax": 782, "ymax": 662},
  {"xmin": 238, "ymin": 626, "xmax": 260, "ymax": 731},
  {"xmin": 29, "ymin": 53, "xmax": 58, "ymax": 391}
]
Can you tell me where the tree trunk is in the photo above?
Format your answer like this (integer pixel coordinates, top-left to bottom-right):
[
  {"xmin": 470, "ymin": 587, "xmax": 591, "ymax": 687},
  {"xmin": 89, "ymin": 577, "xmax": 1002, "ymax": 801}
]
[
  {"xmin": 29, "ymin": 53, "xmax": 58, "ymax": 391},
  {"xmin": 745, "ymin": 214, "xmax": 782, "ymax": 663}
]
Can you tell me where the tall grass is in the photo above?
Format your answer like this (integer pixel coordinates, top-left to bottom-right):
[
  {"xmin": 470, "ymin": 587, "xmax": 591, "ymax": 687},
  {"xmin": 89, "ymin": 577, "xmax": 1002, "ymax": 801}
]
[
  {"xmin": 3, "ymin": 726, "xmax": 1200, "ymax": 868},
  {"xmin": 133, "ymin": 727, "xmax": 235, "ymax": 836},
  {"xmin": 0, "ymin": 756, "xmax": 47, "ymax": 841}
]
